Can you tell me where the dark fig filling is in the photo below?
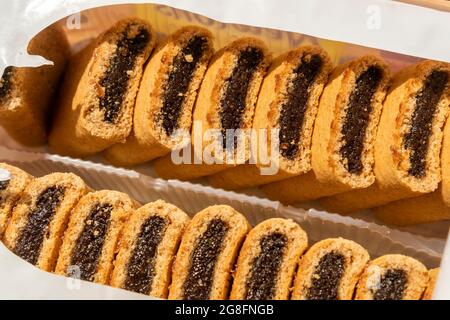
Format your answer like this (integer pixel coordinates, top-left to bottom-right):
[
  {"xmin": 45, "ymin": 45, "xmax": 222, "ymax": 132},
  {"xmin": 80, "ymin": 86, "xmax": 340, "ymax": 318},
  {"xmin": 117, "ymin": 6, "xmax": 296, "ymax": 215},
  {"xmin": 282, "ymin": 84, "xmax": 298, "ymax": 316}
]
[
  {"xmin": 183, "ymin": 218, "xmax": 229, "ymax": 300},
  {"xmin": 219, "ymin": 47, "xmax": 263, "ymax": 149},
  {"xmin": 161, "ymin": 36, "xmax": 208, "ymax": 136},
  {"xmin": 0, "ymin": 66, "xmax": 14, "ymax": 100},
  {"xmin": 245, "ymin": 232, "xmax": 287, "ymax": 300},
  {"xmin": 404, "ymin": 70, "xmax": 448, "ymax": 178},
  {"xmin": 14, "ymin": 186, "xmax": 66, "ymax": 265},
  {"xmin": 339, "ymin": 66, "xmax": 383, "ymax": 174},
  {"xmin": 99, "ymin": 25, "xmax": 150, "ymax": 123},
  {"xmin": 279, "ymin": 54, "xmax": 323, "ymax": 160},
  {"xmin": 307, "ymin": 251, "xmax": 346, "ymax": 300},
  {"xmin": 373, "ymin": 268, "xmax": 407, "ymax": 300},
  {"xmin": 124, "ymin": 215, "xmax": 167, "ymax": 294},
  {"xmin": 69, "ymin": 203, "xmax": 113, "ymax": 282}
]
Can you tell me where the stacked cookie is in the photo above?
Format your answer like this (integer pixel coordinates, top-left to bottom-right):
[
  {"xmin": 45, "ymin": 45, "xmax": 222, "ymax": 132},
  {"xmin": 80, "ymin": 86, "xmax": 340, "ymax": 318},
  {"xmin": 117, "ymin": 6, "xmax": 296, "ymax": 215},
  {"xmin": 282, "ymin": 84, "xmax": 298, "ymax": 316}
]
[{"xmin": 0, "ymin": 163, "xmax": 438, "ymax": 300}]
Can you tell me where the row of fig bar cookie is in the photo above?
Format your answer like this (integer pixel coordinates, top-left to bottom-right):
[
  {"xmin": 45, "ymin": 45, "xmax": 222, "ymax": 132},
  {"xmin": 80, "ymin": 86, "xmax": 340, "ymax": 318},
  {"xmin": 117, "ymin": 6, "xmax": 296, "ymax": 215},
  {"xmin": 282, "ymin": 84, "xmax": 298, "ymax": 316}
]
[
  {"xmin": 2, "ymin": 17, "xmax": 449, "ymax": 226},
  {"xmin": 211, "ymin": 58, "xmax": 449, "ymax": 227},
  {"xmin": 0, "ymin": 17, "xmax": 270, "ymax": 172},
  {"xmin": 299, "ymin": 61, "xmax": 450, "ymax": 226},
  {"xmin": 49, "ymin": 18, "xmax": 272, "ymax": 169},
  {"xmin": 0, "ymin": 163, "xmax": 438, "ymax": 300},
  {"xmin": 211, "ymin": 59, "xmax": 448, "ymax": 226},
  {"xmin": 0, "ymin": 17, "xmax": 211, "ymax": 153}
]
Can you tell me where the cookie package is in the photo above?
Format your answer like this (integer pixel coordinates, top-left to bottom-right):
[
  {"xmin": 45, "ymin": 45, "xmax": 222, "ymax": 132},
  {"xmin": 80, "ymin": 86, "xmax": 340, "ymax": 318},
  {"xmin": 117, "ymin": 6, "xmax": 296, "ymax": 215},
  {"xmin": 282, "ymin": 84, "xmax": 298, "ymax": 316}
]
[{"xmin": 0, "ymin": 0, "xmax": 449, "ymax": 301}]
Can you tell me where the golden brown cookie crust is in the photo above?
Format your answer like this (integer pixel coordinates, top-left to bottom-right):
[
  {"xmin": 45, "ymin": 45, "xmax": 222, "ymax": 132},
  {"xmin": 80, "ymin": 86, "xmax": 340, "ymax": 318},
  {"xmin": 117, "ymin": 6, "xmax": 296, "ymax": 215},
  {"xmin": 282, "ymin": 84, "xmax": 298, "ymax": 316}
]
[
  {"xmin": 261, "ymin": 170, "xmax": 339, "ymax": 204},
  {"xmin": 318, "ymin": 182, "xmax": 403, "ymax": 215},
  {"xmin": 153, "ymin": 151, "xmax": 228, "ymax": 181},
  {"xmin": 373, "ymin": 187, "xmax": 450, "ymax": 225}
]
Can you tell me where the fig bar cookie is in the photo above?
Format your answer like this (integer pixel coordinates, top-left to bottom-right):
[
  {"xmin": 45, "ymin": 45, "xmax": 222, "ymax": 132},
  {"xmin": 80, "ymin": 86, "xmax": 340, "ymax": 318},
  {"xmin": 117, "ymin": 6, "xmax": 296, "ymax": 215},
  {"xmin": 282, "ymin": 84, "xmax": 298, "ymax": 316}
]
[
  {"xmin": 209, "ymin": 46, "xmax": 332, "ymax": 190},
  {"xmin": 3, "ymin": 173, "xmax": 88, "ymax": 271},
  {"xmin": 105, "ymin": 26, "xmax": 214, "ymax": 167},
  {"xmin": 423, "ymin": 268, "xmax": 439, "ymax": 300},
  {"xmin": 321, "ymin": 60, "xmax": 449, "ymax": 214},
  {"xmin": 0, "ymin": 163, "xmax": 33, "ymax": 236},
  {"xmin": 355, "ymin": 254, "xmax": 428, "ymax": 300},
  {"xmin": 0, "ymin": 163, "xmax": 33, "ymax": 239},
  {"xmin": 49, "ymin": 18, "xmax": 155, "ymax": 157},
  {"xmin": 110, "ymin": 200, "xmax": 189, "ymax": 298},
  {"xmin": 291, "ymin": 238, "xmax": 369, "ymax": 300},
  {"xmin": 262, "ymin": 56, "xmax": 390, "ymax": 204},
  {"xmin": 0, "ymin": 24, "xmax": 69, "ymax": 146},
  {"xmin": 169, "ymin": 205, "xmax": 250, "ymax": 300},
  {"xmin": 55, "ymin": 190, "xmax": 136, "ymax": 284},
  {"xmin": 230, "ymin": 218, "xmax": 308, "ymax": 300},
  {"xmin": 153, "ymin": 38, "xmax": 271, "ymax": 181},
  {"xmin": 373, "ymin": 113, "xmax": 450, "ymax": 225}
]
